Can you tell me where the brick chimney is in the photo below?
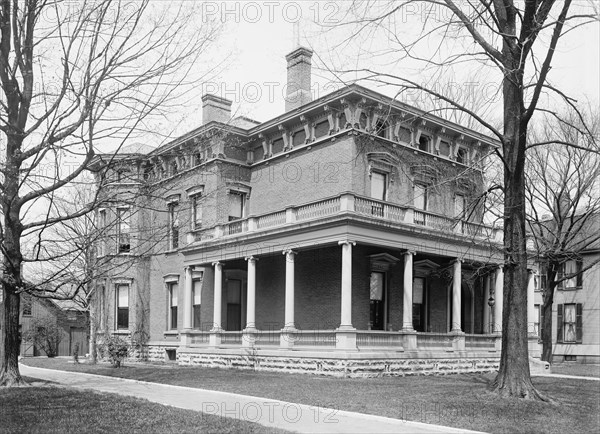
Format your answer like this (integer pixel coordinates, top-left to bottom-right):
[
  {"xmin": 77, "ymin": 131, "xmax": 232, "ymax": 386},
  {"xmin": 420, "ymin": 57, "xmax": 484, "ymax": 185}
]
[
  {"xmin": 202, "ymin": 94, "xmax": 232, "ymax": 125},
  {"xmin": 285, "ymin": 46, "xmax": 313, "ymax": 112}
]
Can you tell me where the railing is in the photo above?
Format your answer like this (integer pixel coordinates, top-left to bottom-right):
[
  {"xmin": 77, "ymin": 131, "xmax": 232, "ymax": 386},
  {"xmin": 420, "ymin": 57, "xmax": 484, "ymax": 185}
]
[
  {"xmin": 296, "ymin": 197, "xmax": 341, "ymax": 221},
  {"xmin": 256, "ymin": 211, "xmax": 286, "ymax": 229},
  {"xmin": 254, "ymin": 330, "xmax": 281, "ymax": 346},
  {"xmin": 356, "ymin": 331, "xmax": 404, "ymax": 347},
  {"xmin": 189, "ymin": 193, "xmax": 501, "ymax": 244},
  {"xmin": 465, "ymin": 334, "xmax": 496, "ymax": 350},
  {"xmin": 293, "ymin": 330, "xmax": 337, "ymax": 347},
  {"xmin": 416, "ymin": 332, "xmax": 453, "ymax": 349},
  {"xmin": 354, "ymin": 197, "xmax": 406, "ymax": 222},
  {"xmin": 221, "ymin": 331, "xmax": 243, "ymax": 344}
]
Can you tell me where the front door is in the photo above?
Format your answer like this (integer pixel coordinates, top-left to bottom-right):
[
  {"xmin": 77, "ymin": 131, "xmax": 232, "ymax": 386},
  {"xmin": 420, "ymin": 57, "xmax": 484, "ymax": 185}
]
[
  {"xmin": 226, "ymin": 279, "xmax": 242, "ymax": 331},
  {"xmin": 369, "ymin": 272, "xmax": 385, "ymax": 330}
]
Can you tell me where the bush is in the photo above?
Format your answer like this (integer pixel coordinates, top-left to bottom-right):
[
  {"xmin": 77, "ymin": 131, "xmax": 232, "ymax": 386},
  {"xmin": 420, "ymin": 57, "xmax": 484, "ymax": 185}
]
[
  {"xmin": 23, "ymin": 317, "xmax": 64, "ymax": 357},
  {"xmin": 100, "ymin": 335, "xmax": 129, "ymax": 368}
]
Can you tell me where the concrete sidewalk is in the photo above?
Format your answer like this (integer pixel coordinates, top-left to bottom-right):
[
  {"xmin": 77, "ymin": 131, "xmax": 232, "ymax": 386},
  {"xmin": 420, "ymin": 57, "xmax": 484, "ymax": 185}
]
[{"xmin": 20, "ymin": 364, "xmax": 484, "ymax": 434}]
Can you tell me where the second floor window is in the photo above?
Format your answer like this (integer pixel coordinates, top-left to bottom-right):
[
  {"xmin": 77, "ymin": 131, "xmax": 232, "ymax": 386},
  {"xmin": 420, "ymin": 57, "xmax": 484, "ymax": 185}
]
[
  {"xmin": 558, "ymin": 259, "xmax": 583, "ymax": 290},
  {"xmin": 191, "ymin": 194, "xmax": 203, "ymax": 230},
  {"xmin": 454, "ymin": 194, "xmax": 466, "ymax": 218},
  {"xmin": 117, "ymin": 208, "xmax": 130, "ymax": 254},
  {"xmin": 228, "ymin": 191, "xmax": 246, "ymax": 221},
  {"xmin": 414, "ymin": 183, "xmax": 427, "ymax": 225},
  {"xmin": 97, "ymin": 209, "xmax": 107, "ymax": 257},
  {"xmin": 168, "ymin": 203, "xmax": 179, "ymax": 249}
]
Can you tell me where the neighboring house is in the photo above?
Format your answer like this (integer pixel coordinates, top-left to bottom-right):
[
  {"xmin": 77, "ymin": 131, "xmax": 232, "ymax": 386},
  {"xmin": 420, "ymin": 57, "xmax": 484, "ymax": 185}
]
[
  {"xmin": 88, "ymin": 45, "xmax": 530, "ymax": 376},
  {"xmin": 18, "ymin": 294, "xmax": 89, "ymax": 357},
  {"xmin": 533, "ymin": 215, "xmax": 600, "ymax": 364}
]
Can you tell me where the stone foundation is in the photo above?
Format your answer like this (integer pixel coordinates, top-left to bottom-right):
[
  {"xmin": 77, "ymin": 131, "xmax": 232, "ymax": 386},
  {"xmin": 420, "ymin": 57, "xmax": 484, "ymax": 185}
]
[{"xmin": 146, "ymin": 344, "xmax": 500, "ymax": 377}]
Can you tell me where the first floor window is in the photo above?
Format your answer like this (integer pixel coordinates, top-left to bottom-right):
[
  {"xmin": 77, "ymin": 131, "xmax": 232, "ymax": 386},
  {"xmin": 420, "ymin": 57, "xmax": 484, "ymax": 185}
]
[
  {"xmin": 193, "ymin": 279, "xmax": 202, "ymax": 329},
  {"xmin": 534, "ymin": 304, "xmax": 541, "ymax": 337},
  {"xmin": 168, "ymin": 282, "xmax": 178, "ymax": 330},
  {"xmin": 413, "ymin": 277, "xmax": 426, "ymax": 332},
  {"xmin": 557, "ymin": 303, "xmax": 582, "ymax": 344},
  {"xmin": 116, "ymin": 284, "xmax": 129, "ymax": 329},
  {"xmin": 369, "ymin": 271, "xmax": 385, "ymax": 330}
]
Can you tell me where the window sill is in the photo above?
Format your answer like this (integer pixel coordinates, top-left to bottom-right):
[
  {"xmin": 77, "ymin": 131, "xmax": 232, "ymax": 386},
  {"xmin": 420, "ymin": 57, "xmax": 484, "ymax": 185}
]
[
  {"xmin": 164, "ymin": 330, "xmax": 178, "ymax": 335},
  {"xmin": 559, "ymin": 287, "xmax": 582, "ymax": 291},
  {"xmin": 113, "ymin": 330, "xmax": 130, "ymax": 335}
]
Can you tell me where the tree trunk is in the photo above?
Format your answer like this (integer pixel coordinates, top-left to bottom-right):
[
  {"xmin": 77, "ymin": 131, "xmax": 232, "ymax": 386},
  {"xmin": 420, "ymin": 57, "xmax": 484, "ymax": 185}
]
[
  {"xmin": 90, "ymin": 309, "xmax": 98, "ymax": 364},
  {"xmin": 489, "ymin": 66, "xmax": 546, "ymax": 400},
  {"xmin": 541, "ymin": 271, "xmax": 557, "ymax": 363},
  {"xmin": 0, "ymin": 290, "xmax": 25, "ymax": 386}
]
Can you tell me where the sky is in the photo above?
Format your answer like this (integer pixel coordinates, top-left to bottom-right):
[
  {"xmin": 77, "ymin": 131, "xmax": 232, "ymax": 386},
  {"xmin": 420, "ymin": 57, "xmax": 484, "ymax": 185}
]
[{"xmin": 175, "ymin": 1, "xmax": 600, "ymax": 133}]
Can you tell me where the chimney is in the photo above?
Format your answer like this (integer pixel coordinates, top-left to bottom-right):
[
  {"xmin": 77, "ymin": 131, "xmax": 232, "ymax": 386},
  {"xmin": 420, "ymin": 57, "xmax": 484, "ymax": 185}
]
[
  {"xmin": 202, "ymin": 94, "xmax": 232, "ymax": 125},
  {"xmin": 285, "ymin": 46, "xmax": 313, "ymax": 112}
]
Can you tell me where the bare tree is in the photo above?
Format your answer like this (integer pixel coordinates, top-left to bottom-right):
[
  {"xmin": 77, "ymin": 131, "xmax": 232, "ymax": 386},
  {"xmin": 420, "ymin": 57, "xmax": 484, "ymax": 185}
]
[
  {"xmin": 527, "ymin": 108, "xmax": 600, "ymax": 363},
  {"xmin": 0, "ymin": 0, "xmax": 222, "ymax": 386},
  {"xmin": 321, "ymin": 1, "xmax": 598, "ymax": 399}
]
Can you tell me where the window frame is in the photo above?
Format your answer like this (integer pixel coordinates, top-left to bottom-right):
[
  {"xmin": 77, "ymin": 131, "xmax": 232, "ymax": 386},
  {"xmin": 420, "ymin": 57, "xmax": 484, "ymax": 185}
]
[
  {"xmin": 227, "ymin": 190, "xmax": 247, "ymax": 222},
  {"xmin": 167, "ymin": 281, "xmax": 178, "ymax": 330},
  {"xmin": 115, "ymin": 283, "xmax": 129, "ymax": 330},
  {"xmin": 116, "ymin": 208, "xmax": 131, "ymax": 254},
  {"xmin": 192, "ymin": 278, "xmax": 202, "ymax": 329},
  {"xmin": 557, "ymin": 303, "xmax": 583, "ymax": 344},
  {"xmin": 167, "ymin": 201, "xmax": 180, "ymax": 250}
]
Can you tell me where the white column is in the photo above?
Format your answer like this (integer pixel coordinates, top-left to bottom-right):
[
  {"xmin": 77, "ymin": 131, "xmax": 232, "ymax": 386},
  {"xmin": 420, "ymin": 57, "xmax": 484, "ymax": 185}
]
[
  {"xmin": 211, "ymin": 261, "xmax": 223, "ymax": 331},
  {"xmin": 338, "ymin": 240, "xmax": 356, "ymax": 330},
  {"xmin": 245, "ymin": 256, "xmax": 257, "ymax": 331},
  {"xmin": 451, "ymin": 259, "xmax": 462, "ymax": 332},
  {"xmin": 483, "ymin": 274, "xmax": 490, "ymax": 333},
  {"xmin": 494, "ymin": 265, "xmax": 504, "ymax": 333},
  {"xmin": 402, "ymin": 251, "xmax": 415, "ymax": 331},
  {"xmin": 527, "ymin": 269, "xmax": 536, "ymax": 336},
  {"xmin": 183, "ymin": 266, "xmax": 193, "ymax": 330},
  {"xmin": 283, "ymin": 250, "xmax": 296, "ymax": 330}
]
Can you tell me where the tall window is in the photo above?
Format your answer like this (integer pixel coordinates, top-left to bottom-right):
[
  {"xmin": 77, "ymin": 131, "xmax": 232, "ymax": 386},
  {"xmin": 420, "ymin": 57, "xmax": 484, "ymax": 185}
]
[
  {"xmin": 370, "ymin": 171, "xmax": 387, "ymax": 217},
  {"xmin": 193, "ymin": 279, "xmax": 202, "ymax": 329},
  {"xmin": 558, "ymin": 259, "xmax": 583, "ymax": 290},
  {"xmin": 369, "ymin": 272, "xmax": 385, "ymax": 330},
  {"xmin": 533, "ymin": 304, "xmax": 540, "ymax": 336},
  {"xmin": 454, "ymin": 194, "xmax": 466, "ymax": 218},
  {"xmin": 117, "ymin": 208, "xmax": 130, "ymax": 254},
  {"xmin": 226, "ymin": 279, "xmax": 242, "ymax": 331},
  {"xmin": 168, "ymin": 202, "xmax": 179, "ymax": 250},
  {"xmin": 191, "ymin": 194, "xmax": 203, "ymax": 230},
  {"xmin": 413, "ymin": 183, "xmax": 427, "ymax": 225},
  {"xmin": 97, "ymin": 209, "xmax": 107, "ymax": 257},
  {"xmin": 413, "ymin": 277, "xmax": 426, "ymax": 331},
  {"xmin": 168, "ymin": 282, "xmax": 178, "ymax": 330},
  {"xmin": 22, "ymin": 294, "xmax": 32, "ymax": 316},
  {"xmin": 116, "ymin": 284, "xmax": 129, "ymax": 329},
  {"xmin": 228, "ymin": 191, "xmax": 246, "ymax": 221}
]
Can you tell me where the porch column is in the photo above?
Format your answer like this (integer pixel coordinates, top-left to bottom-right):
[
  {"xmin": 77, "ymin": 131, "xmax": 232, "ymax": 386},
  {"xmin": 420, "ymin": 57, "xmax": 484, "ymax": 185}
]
[
  {"xmin": 336, "ymin": 240, "xmax": 357, "ymax": 350},
  {"xmin": 402, "ymin": 251, "xmax": 415, "ymax": 331},
  {"xmin": 183, "ymin": 266, "xmax": 193, "ymax": 330},
  {"xmin": 281, "ymin": 250, "xmax": 297, "ymax": 348},
  {"xmin": 451, "ymin": 259, "xmax": 462, "ymax": 333},
  {"xmin": 494, "ymin": 265, "xmax": 504, "ymax": 333},
  {"xmin": 209, "ymin": 261, "xmax": 223, "ymax": 347},
  {"xmin": 243, "ymin": 256, "xmax": 258, "ymax": 347},
  {"xmin": 527, "ymin": 269, "xmax": 536, "ymax": 336},
  {"xmin": 483, "ymin": 274, "xmax": 490, "ymax": 333}
]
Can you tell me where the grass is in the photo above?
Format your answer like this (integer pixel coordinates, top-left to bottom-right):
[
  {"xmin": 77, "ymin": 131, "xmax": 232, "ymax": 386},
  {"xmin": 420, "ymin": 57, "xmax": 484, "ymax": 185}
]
[
  {"xmin": 550, "ymin": 363, "xmax": 600, "ymax": 378},
  {"xmin": 22, "ymin": 357, "xmax": 600, "ymax": 434},
  {"xmin": 1, "ymin": 378, "xmax": 284, "ymax": 433}
]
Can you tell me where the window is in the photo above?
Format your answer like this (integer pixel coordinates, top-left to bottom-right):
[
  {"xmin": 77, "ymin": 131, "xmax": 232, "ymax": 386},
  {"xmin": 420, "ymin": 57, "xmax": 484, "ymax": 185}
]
[
  {"xmin": 193, "ymin": 279, "xmax": 202, "ymax": 329},
  {"xmin": 369, "ymin": 272, "xmax": 385, "ymax": 330},
  {"xmin": 533, "ymin": 304, "xmax": 541, "ymax": 337},
  {"xmin": 456, "ymin": 147, "xmax": 468, "ymax": 164},
  {"xmin": 226, "ymin": 279, "xmax": 242, "ymax": 331},
  {"xmin": 413, "ymin": 183, "xmax": 427, "ymax": 225},
  {"xmin": 22, "ymin": 294, "xmax": 32, "ymax": 316},
  {"xmin": 557, "ymin": 303, "xmax": 582, "ymax": 344},
  {"xmin": 168, "ymin": 202, "xmax": 179, "ymax": 250},
  {"xmin": 228, "ymin": 191, "xmax": 246, "ymax": 221},
  {"xmin": 97, "ymin": 209, "xmax": 107, "ymax": 257},
  {"xmin": 558, "ymin": 259, "xmax": 583, "ymax": 290},
  {"xmin": 191, "ymin": 194, "xmax": 203, "ymax": 230},
  {"xmin": 413, "ymin": 277, "xmax": 426, "ymax": 331},
  {"xmin": 117, "ymin": 208, "xmax": 131, "ymax": 254},
  {"xmin": 170, "ymin": 160, "xmax": 178, "ymax": 176},
  {"xmin": 418, "ymin": 135, "xmax": 430, "ymax": 152},
  {"xmin": 454, "ymin": 194, "xmax": 466, "ymax": 218},
  {"xmin": 168, "ymin": 282, "xmax": 178, "ymax": 330},
  {"xmin": 370, "ymin": 171, "xmax": 387, "ymax": 217},
  {"xmin": 375, "ymin": 120, "xmax": 388, "ymax": 138},
  {"xmin": 116, "ymin": 284, "xmax": 129, "ymax": 329},
  {"xmin": 439, "ymin": 140, "xmax": 451, "ymax": 157},
  {"xmin": 98, "ymin": 284, "xmax": 106, "ymax": 330}
]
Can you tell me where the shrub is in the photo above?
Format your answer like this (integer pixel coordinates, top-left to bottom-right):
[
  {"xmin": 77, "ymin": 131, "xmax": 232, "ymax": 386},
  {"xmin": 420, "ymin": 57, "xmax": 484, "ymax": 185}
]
[
  {"xmin": 100, "ymin": 335, "xmax": 129, "ymax": 368},
  {"xmin": 23, "ymin": 317, "xmax": 64, "ymax": 357}
]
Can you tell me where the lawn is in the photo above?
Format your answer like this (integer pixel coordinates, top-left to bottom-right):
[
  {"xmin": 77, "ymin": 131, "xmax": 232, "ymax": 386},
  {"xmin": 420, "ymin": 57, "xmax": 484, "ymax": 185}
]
[
  {"xmin": 0, "ymin": 377, "xmax": 284, "ymax": 434},
  {"xmin": 550, "ymin": 363, "xmax": 600, "ymax": 378},
  {"xmin": 22, "ymin": 357, "xmax": 600, "ymax": 434}
]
